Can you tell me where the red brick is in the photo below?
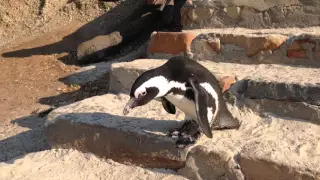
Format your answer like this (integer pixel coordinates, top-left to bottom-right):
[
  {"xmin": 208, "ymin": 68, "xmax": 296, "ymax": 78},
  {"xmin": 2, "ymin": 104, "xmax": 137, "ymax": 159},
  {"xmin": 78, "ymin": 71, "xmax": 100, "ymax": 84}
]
[
  {"xmin": 288, "ymin": 38, "xmax": 316, "ymax": 51},
  {"xmin": 219, "ymin": 76, "xmax": 237, "ymax": 92},
  {"xmin": 287, "ymin": 49, "xmax": 307, "ymax": 58},
  {"xmin": 148, "ymin": 32, "xmax": 196, "ymax": 55},
  {"xmin": 287, "ymin": 41, "xmax": 301, "ymax": 50}
]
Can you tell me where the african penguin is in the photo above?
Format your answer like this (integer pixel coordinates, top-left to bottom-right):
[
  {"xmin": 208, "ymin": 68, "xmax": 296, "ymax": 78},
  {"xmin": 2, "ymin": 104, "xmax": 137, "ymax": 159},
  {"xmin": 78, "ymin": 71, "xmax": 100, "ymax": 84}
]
[{"xmin": 123, "ymin": 56, "xmax": 240, "ymax": 147}]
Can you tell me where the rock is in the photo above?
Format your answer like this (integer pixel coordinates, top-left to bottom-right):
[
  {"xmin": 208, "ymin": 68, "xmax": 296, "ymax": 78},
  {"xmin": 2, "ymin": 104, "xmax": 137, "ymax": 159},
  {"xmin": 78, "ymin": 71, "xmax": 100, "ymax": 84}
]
[
  {"xmin": 244, "ymin": 98, "xmax": 320, "ymax": 124},
  {"xmin": 191, "ymin": 37, "xmax": 221, "ymax": 60},
  {"xmin": 77, "ymin": 31, "xmax": 123, "ymax": 64},
  {"xmin": 187, "ymin": 7, "xmax": 214, "ymax": 24},
  {"xmin": 224, "ymin": 6, "xmax": 241, "ymax": 19},
  {"xmin": 147, "ymin": 32, "xmax": 196, "ymax": 57},
  {"xmin": 207, "ymin": 38, "xmax": 221, "ymax": 54},
  {"xmin": 239, "ymin": 6, "xmax": 264, "ymax": 28},
  {"xmin": 240, "ymin": 137, "xmax": 320, "ymax": 180},
  {"xmin": 191, "ymin": 40, "xmax": 218, "ymax": 58},
  {"xmin": 178, "ymin": 145, "xmax": 244, "ymax": 180},
  {"xmin": 45, "ymin": 94, "xmax": 188, "ymax": 169},
  {"xmin": 0, "ymin": 149, "xmax": 187, "ymax": 180},
  {"xmin": 242, "ymin": 80, "xmax": 320, "ymax": 106}
]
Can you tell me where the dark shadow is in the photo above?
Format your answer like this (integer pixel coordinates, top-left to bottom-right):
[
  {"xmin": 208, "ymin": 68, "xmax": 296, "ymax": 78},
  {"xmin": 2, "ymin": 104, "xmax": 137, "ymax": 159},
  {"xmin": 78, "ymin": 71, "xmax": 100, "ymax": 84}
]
[
  {"xmin": 44, "ymin": 112, "xmax": 186, "ymax": 169},
  {"xmin": 39, "ymin": 73, "xmax": 110, "ymax": 107},
  {"xmin": 0, "ymin": 115, "xmax": 50, "ymax": 163},
  {"xmin": 1, "ymin": 0, "xmax": 159, "ymax": 65},
  {"xmin": 2, "ymin": 112, "xmax": 184, "ymax": 165}
]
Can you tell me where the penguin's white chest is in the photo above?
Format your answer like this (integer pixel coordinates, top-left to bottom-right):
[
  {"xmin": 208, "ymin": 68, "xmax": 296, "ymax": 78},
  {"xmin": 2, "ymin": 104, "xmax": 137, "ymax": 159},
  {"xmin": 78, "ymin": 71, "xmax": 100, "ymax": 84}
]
[{"xmin": 165, "ymin": 93, "xmax": 198, "ymax": 120}]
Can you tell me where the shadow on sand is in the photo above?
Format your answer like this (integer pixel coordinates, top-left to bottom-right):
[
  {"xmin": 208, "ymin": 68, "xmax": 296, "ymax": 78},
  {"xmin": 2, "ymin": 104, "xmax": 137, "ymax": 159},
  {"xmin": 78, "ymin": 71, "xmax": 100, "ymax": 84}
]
[
  {"xmin": 1, "ymin": 0, "xmax": 159, "ymax": 65},
  {"xmin": 1, "ymin": 111, "xmax": 182, "ymax": 164}
]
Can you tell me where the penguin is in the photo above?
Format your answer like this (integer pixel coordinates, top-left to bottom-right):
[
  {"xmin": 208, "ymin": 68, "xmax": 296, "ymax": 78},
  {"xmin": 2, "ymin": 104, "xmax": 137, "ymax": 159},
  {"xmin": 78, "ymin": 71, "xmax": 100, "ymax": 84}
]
[{"xmin": 123, "ymin": 56, "xmax": 240, "ymax": 147}]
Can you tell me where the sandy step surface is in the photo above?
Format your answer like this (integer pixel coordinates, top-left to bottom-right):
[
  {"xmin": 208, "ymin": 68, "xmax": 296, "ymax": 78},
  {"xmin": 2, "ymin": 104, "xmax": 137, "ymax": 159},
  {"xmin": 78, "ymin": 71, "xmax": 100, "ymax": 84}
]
[
  {"xmin": 44, "ymin": 93, "xmax": 320, "ymax": 180},
  {"xmin": 0, "ymin": 148, "xmax": 187, "ymax": 180}
]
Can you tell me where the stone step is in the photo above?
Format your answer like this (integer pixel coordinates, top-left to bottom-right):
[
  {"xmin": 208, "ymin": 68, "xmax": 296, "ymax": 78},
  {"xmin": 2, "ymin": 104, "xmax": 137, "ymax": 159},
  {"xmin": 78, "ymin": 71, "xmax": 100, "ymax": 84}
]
[
  {"xmin": 0, "ymin": 149, "xmax": 186, "ymax": 180},
  {"xmin": 44, "ymin": 93, "xmax": 320, "ymax": 180},
  {"xmin": 147, "ymin": 30, "xmax": 320, "ymax": 67},
  {"xmin": 182, "ymin": 0, "xmax": 320, "ymax": 29},
  {"xmin": 44, "ymin": 93, "xmax": 188, "ymax": 170},
  {"xmin": 109, "ymin": 59, "xmax": 320, "ymax": 123}
]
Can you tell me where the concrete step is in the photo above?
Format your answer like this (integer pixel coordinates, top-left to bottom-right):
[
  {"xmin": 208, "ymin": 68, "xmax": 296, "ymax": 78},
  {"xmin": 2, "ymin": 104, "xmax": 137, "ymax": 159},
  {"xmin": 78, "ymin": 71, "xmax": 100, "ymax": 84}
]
[
  {"xmin": 182, "ymin": 0, "xmax": 320, "ymax": 29},
  {"xmin": 45, "ymin": 93, "xmax": 188, "ymax": 170},
  {"xmin": 147, "ymin": 29, "xmax": 320, "ymax": 67},
  {"xmin": 0, "ymin": 149, "xmax": 186, "ymax": 180},
  {"xmin": 44, "ymin": 93, "xmax": 320, "ymax": 180},
  {"xmin": 109, "ymin": 59, "xmax": 320, "ymax": 123}
]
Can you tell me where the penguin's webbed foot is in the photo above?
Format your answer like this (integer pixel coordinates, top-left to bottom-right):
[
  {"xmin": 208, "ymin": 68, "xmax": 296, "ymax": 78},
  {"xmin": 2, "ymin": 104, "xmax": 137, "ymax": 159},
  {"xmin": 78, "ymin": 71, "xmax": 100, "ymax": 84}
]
[{"xmin": 167, "ymin": 120, "xmax": 201, "ymax": 148}]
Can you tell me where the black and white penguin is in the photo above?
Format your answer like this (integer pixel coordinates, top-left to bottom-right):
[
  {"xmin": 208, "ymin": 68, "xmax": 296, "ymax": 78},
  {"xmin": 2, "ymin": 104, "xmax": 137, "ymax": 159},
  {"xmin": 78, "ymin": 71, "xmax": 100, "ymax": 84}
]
[{"xmin": 123, "ymin": 56, "xmax": 240, "ymax": 147}]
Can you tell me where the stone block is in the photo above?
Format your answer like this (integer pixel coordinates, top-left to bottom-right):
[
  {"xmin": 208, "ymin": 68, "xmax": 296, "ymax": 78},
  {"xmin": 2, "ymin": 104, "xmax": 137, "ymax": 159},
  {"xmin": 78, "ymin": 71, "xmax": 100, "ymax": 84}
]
[
  {"xmin": 147, "ymin": 32, "xmax": 196, "ymax": 56},
  {"xmin": 45, "ymin": 94, "xmax": 188, "ymax": 169},
  {"xmin": 224, "ymin": 6, "xmax": 241, "ymax": 19},
  {"xmin": 187, "ymin": 7, "xmax": 214, "ymax": 24}
]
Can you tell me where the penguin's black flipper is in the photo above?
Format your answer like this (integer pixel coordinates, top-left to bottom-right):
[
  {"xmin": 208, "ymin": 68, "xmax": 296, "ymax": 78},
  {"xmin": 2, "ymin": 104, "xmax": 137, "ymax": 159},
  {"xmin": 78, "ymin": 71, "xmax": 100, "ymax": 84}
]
[
  {"xmin": 189, "ymin": 78, "xmax": 213, "ymax": 138},
  {"xmin": 161, "ymin": 97, "xmax": 176, "ymax": 114}
]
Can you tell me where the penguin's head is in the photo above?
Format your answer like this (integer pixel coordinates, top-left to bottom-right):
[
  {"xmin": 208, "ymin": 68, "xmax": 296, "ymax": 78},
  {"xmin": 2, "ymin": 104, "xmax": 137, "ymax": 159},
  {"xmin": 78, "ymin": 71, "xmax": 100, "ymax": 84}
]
[{"xmin": 123, "ymin": 70, "xmax": 169, "ymax": 115}]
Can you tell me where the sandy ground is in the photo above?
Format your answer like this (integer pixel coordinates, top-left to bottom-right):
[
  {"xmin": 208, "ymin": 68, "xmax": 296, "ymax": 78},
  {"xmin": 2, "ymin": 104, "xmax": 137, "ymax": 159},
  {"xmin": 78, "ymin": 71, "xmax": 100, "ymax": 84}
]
[
  {"xmin": 0, "ymin": 0, "xmax": 129, "ymax": 162},
  {"xmin": 0, "ymin": 149, "xmax": 186, "ymax": 180},
  {"xmin": 0, "ymin": 0, "xmax": 320, "ymax": 179}
]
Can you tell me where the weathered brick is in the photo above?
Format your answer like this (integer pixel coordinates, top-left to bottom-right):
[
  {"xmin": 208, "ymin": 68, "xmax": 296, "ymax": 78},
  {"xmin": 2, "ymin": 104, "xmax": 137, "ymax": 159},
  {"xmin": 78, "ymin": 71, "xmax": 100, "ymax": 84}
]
[
  {"xmin": 287, "ymin": 49, "xmax": 307, "ymax": 58},
  {"xmin": 207, "ymin": 38, "xmax": 221, "ymax": 54},
  {"xmin": 219, "ymin": 34, "xmax": 287, "ymax": 57},
  {"xmin": 288, "ymin": 38, "xmax": 316, "ymax": 51},
  {"xmin": 219, "ymin": 76, "xmax": 237, "ymax": 92},
  {"xmin": 147, "ymin": 32, "xmax": 196, "ymax": 55}
]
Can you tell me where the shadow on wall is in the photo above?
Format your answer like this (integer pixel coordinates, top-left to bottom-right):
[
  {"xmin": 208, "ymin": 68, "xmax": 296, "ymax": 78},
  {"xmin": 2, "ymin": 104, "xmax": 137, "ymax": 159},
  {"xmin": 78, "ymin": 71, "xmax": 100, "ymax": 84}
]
[{"xmin": 1, "ymin": 0, "xmax": 158, "ymax": 65}]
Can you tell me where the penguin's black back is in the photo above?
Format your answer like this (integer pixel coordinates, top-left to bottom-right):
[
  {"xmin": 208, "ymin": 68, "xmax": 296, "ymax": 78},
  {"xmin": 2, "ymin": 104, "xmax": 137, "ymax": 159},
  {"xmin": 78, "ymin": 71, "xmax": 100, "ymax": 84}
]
[
  {"xmin": 160, "ymin": 56, "xmax": 222, "ymax": 96},
  {"xmin": 130, "ymin": 56, "xmax": 223, "ymax": 98}
]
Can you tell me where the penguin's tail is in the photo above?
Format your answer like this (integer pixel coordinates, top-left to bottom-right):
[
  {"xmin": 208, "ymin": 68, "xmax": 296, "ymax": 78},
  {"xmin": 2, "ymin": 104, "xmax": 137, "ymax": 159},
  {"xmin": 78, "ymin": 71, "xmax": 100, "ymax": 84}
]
[{"xmin": 212, "ymin": 108, "xmax": 241, "ymax": 130}]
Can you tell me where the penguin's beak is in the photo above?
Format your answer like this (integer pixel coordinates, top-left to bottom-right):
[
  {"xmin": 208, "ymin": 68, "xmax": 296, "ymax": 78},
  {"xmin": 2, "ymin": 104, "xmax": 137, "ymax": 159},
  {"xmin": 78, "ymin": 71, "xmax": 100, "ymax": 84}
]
[{"xmin": 123, "ymin": 97, "xmax": 138, "ymax": 115}]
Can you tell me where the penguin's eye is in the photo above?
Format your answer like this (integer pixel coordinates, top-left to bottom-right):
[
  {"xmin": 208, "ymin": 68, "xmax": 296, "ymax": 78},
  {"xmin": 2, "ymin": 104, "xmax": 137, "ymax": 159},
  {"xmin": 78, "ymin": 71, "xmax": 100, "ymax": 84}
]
[{"xmin": 141, "ymin": 91, "xmax": 147, "ymax": 96}]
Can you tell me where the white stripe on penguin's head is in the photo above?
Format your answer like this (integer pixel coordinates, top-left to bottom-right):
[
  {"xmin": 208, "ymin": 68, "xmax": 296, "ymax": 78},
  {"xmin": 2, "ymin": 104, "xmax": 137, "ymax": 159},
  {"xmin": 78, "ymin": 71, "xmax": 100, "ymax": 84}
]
[{"xmin": 134, "ymin": 76, "xmax": 187, "ymax": 98}]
